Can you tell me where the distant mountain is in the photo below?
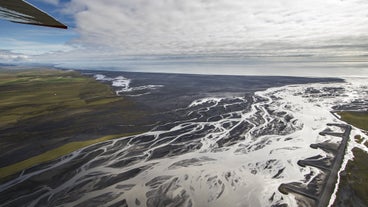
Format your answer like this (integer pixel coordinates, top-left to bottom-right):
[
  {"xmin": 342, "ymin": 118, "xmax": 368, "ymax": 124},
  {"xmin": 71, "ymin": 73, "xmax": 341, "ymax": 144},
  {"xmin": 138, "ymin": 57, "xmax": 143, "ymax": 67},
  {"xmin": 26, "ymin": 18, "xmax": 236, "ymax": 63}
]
[{"xmin": 0, "ymin": 63, "xmax": 15, "ymax": 67}]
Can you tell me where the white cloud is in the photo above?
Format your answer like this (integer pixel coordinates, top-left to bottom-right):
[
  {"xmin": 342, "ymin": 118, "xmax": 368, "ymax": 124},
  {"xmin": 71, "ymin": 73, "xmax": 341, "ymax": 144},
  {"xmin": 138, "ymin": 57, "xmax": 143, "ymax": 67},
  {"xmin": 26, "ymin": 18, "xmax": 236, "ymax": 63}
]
[
  {"xmin": 0, "ymin": 50, "xmax": 29, "ymax": 62},
  {"xmin": 0, "ymin": 38, "xmax": 73, "ymax": 55},
  {"xmin": 63, "ymin": 0, "xmax": 368, "ymax": 57},
  {"xmin": 4, "ymin": 0, "xmax": 367, "ymax": 77}
]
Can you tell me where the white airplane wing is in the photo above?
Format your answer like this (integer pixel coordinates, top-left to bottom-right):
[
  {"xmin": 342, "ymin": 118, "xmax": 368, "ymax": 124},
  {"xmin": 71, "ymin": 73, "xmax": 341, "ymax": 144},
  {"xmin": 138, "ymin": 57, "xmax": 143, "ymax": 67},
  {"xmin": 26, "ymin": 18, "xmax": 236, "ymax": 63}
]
[{"xmin": 0, "ymin": 0, "xmax": 67, "ymax": 29}]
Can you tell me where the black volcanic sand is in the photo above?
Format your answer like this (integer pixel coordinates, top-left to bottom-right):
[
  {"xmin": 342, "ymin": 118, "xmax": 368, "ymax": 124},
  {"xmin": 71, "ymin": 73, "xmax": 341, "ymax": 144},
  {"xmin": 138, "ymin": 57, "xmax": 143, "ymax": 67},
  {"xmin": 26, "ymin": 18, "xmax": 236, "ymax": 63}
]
[
  {"xmin": 279, "ymin": 124, "xmax": 352, "ymax": 207},
  {"xmin": 0, "ymin": 69, "xmax": 342, "ymax": 180},
  {"xmin": 0, "ymin": 70, "xmax": 347, "ymax": 206},
  {"xmin": 0, "ymin": 69, "xmax": 150, "ymax": 169},
  {"xmin": 81, "ymin": 70, "xmax": 343, "ymax": 112}
]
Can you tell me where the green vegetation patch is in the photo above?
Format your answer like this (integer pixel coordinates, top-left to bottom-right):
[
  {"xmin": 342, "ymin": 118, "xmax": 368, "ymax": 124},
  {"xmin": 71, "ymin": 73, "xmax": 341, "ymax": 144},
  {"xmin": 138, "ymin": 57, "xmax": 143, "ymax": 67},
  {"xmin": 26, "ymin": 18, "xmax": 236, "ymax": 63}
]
[
  {"xmin": 333, "ymin": 147, "xmax": 368, "ymax": 206},
  {"xmin": 354, "ymin": 135, "xmax": 364, "ymax": 144},
  {"xmin": 337, "ymin": 111, "xmax": 368, "ymax": 131},
  {"xmin": 347, "ymin": 148, "xmax": 368, "ymax": 204},
  {"xmin": 0, "ymin": 132, "xmax": 139, "ymax": 179},
  {"xmin": 0, "ymin": 68, "xmax": 151, "ymax": 179},
  {"xmin": 0, "ymin": 68, "xmax": 120, "ymax": 128},
  {"xmin": 333, "ymin": 111, "xmax": 368, "ymax": 206}
]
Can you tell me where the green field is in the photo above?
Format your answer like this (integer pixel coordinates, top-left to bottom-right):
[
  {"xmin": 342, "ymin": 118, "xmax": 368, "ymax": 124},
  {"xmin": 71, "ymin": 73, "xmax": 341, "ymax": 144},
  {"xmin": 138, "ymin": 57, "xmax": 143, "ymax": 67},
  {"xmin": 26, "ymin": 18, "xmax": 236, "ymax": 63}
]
[
  {"xmin": 333, "ymin": 111, "xmax": 368, "ymax": 206},
  {"xmin": 0, "ymin": 132, "xmax": 140, "ymax": 179},
  {"xmin": 338, "ymin": 111, "xmax": 368, "ymax": 132},
  {"xmin": 0, "ymin": 69, "xmax": 121, "ymax": 128},
  {"xmin": 0, "ymin": 68, "xmax": 150, "ymax": 179}
]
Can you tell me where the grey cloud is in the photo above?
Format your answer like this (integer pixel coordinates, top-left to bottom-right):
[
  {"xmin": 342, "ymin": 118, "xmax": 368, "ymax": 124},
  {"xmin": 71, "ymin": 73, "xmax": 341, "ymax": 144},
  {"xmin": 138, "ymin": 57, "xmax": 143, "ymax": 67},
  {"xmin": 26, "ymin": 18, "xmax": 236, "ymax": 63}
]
[
  {"xmin": 0, "ymin": 50, "xmax": 29, "ymax": 62},
  {"xmin": 19, "ymin": 0, "xmax": 367, "ymax": 77},
  {"xmin": 61, "ymin": 0, "xmax": 368, "ymax": 58}
]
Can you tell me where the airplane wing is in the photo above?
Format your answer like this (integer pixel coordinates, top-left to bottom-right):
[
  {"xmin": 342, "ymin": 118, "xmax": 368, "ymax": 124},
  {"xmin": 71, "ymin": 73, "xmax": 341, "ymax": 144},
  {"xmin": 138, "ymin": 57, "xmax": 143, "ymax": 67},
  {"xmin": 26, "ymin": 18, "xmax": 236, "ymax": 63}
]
[{"xmin": 0, "ymin": 0, "xmax": 67, "ymax": 29}]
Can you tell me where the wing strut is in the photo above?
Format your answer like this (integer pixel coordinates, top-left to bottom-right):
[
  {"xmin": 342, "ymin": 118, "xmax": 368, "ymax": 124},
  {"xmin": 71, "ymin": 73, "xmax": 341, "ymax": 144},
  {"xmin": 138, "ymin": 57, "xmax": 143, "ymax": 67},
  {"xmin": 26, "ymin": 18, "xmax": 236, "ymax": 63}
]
[{"xmin": 0, "ymin": 0, "xmax": 67, "ymax": 29}]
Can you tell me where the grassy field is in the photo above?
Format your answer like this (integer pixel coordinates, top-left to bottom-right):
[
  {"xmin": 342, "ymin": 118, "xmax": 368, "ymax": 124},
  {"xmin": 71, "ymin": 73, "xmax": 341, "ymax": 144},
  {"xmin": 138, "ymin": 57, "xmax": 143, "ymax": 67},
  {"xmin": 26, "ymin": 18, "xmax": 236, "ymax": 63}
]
[
  {"xmin": 0, "ymin": 69, "xmax": 121, "ymax": 128},
  {"xmin": 0, "ymin": 68, "xmax": 150, "ymax": 179},
  {"xmin": 337, "ymin": 111, "xmax": 368, "ymax": 131},
  {"xmin": 333, "ymin": 111, "xmax": 368, "ymax": 206},
  {"xmin": 0, "ymin": 132, "xmax": 139, "ymax": 179},
  {"xmin": 334, "ymin": 147, "xmax": 368, "ymax": 206}
]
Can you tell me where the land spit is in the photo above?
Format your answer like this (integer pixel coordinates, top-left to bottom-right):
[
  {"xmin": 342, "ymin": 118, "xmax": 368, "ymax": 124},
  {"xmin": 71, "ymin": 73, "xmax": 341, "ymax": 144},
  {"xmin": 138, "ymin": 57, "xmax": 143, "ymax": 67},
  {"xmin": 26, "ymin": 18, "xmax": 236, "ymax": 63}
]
[{"xmin": 279, "ymin": 123, "xmax": 352, "ymax": 207}]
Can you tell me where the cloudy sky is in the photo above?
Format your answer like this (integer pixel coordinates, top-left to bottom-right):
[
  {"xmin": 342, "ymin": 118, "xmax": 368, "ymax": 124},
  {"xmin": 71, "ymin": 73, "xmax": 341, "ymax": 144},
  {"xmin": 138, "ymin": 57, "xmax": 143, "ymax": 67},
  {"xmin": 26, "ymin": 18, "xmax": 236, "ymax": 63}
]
[{"xmin": 0, "ymin": 0, "xmax": 367, "ymax": 76}]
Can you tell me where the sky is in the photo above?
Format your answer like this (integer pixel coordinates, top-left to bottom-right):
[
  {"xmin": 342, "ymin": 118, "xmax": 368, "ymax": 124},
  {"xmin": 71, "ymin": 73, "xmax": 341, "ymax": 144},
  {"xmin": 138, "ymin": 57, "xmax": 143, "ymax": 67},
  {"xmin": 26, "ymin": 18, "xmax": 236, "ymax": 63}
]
[{"xmin": 0, "ymin": 0, "xmax": 368, "ymax": 77}]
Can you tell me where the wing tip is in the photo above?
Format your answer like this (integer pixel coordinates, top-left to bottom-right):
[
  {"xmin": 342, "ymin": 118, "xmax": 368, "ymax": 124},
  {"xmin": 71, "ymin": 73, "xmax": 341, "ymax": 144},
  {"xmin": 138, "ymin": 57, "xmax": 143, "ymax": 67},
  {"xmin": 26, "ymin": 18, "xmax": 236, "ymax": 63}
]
[
  {"xmin": 1, "ymin": 0, "xmax": 68, "ymax": 29},
  {"xmin": 11, "ymin": 20, "xmax": 68, "ymax": 29}
]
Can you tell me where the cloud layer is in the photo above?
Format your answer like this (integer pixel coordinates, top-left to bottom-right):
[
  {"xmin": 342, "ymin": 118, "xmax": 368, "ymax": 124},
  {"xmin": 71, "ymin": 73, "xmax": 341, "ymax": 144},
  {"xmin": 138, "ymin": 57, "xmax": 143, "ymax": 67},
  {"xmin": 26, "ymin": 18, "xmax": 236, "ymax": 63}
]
[
  {"xmin": 2, "ymin": 0, "xmax": 368, "ymax": 76},
  {"xmin": 0, "ymin": 49, "xmax": 29, "ymax": 62},
  {"xmin": 64, "ymin": 0, "xmax": 368, "ymax": 57}
]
